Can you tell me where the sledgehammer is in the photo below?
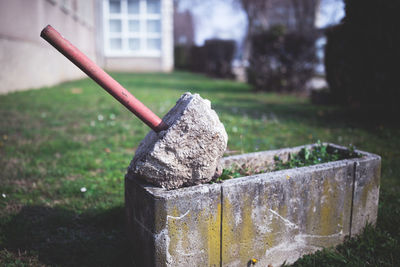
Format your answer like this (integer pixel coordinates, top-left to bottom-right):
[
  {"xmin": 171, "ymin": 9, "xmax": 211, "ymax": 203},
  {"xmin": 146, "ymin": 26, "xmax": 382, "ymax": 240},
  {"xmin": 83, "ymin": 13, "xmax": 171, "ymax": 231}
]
[
  {"xmin": 40, "ymin": 25, "xmax": 168, "ymax": 132},
  {"xmin": 41, "ymin": 25, "xmax": 227, "ymax": 190}
]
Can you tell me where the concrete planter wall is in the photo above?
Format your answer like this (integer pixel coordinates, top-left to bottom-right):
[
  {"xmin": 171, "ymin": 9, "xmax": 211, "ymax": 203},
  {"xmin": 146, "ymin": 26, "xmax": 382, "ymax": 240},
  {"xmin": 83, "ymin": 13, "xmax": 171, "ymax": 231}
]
[{"xmin": 125, "ymin": 144, "xmax": 380, "ymax": 267}]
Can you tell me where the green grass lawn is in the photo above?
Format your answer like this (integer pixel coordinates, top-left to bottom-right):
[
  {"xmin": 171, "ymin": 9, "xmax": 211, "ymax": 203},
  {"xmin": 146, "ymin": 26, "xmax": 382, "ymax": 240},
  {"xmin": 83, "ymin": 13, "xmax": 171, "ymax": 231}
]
[{"xmin": 1, "ymin": 71, "xmax": 399, "ymax": 266}]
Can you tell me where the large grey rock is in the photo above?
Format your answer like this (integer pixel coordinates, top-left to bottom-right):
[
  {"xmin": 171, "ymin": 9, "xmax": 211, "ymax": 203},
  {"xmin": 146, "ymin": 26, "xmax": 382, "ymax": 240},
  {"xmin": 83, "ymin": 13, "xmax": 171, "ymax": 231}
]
[{"xmin": 127, "ymin": 92, "xmax": 228, "ymax": 190}]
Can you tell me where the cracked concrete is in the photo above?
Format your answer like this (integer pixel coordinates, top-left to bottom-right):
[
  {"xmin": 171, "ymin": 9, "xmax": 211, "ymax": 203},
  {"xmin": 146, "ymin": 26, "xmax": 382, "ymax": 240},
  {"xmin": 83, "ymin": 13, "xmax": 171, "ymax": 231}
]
[{"xmin": 125, "ymin": 143, "xmax": 381, "ymax": 266}]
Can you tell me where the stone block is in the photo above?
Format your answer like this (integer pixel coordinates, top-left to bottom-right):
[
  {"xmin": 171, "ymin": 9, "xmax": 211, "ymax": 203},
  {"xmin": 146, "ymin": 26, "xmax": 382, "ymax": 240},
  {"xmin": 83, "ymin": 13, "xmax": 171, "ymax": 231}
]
[
  {"xmin": 125, "ymin": 175, "xmax": 222, "ymax": 267},
  {"xmin": 125, "ymin": 143, "xmax": 381, "ymax": 266},
  {"xmin": 220, "ymin": 160, "xmax": 354, "ymax": 267}
]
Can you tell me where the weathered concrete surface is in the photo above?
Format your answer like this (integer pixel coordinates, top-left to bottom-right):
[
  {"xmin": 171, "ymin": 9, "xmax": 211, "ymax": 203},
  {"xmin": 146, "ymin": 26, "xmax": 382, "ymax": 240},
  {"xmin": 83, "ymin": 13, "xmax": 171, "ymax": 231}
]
[
  {"xmin": 220, "ymin": 161, "xmax": 354, "ymax": 267},
  {"xmin": 127, "ymin": 93, "xmax": 228, "ymax": 190},
  {"xmin": 125, "ymin": 176, "xmax": 222, "ymax": 267},
  {"xmin": 351, "ymin": 152, "xmax": 381, "ymax": 236},
  {"xmin": 125, "ymin": 144, "xmax": 380, "ymax": 266}
]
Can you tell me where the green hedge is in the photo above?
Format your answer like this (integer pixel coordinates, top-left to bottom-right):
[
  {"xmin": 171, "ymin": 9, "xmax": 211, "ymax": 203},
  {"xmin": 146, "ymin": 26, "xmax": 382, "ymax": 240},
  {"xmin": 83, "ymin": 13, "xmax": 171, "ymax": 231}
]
[
  {"xmin": 173, "ymin": 39, "xmax": 236, "ymax": 79},
  {"xmin": 247, "ymin": 25, "xmax": 317, "ymax": 92},
  {"xmin": 324, "ymin": 0, "xmax": 400, "ymax": 110}
]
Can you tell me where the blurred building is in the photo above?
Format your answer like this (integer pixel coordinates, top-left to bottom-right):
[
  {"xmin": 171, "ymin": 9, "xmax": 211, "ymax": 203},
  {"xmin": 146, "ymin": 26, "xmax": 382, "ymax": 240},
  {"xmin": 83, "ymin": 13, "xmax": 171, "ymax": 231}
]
[
  {"xmin": 0, "ymin": 0, "xmax": 173, "ymax": 94},
  {"xmin": 173, "ymin": 9, "xmax": 194, "ymax": 47}
]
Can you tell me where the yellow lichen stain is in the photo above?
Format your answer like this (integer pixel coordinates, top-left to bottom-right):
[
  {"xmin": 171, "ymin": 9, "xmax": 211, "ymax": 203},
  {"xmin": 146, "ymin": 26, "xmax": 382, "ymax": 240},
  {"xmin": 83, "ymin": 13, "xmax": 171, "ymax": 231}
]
[
  {"xmin": 221, "ymin": 198, "xmax": 235, "ymax": 262},
  {"xmin": 167, "ymin": 206, "xmax": 195, "ymax": 260},
  {"xmin": 279, "ymin": 203, "xmax": 288, "ymax": 218},
  {"xmin": 181, "ymin": 213, "xmax": 190, "ymax": 252},
  {"xmin": 167, "ymin": 206, "xmax": 180, "ymax": 256},
  {"xmin": 198, "ymin": 203, "xmax": 221, "ymax": 266},
  {"xmin": 238, "ymin": 196, "xmax": 256, "ymax": 263},
  {"xmin": 261, "ymin": 202, "xmax": 291, "ymax": 251},
  {"xmin": 319, "ymin": 178, "xmax": 342, "ymax": 238},
  {"xmin": 209, "ymin": 203, "xmax": 221, "ymax": 266},
  {"xmin": 263, "ymin": 228, "xmax": 276, "ymax": 252},
  {"xmin": 221, "ymin": 196, "xmax": 257, "ymax": 265},
  {"xmin": 263, "ymin": 208, "xmax": 279, "ymax": 251}
]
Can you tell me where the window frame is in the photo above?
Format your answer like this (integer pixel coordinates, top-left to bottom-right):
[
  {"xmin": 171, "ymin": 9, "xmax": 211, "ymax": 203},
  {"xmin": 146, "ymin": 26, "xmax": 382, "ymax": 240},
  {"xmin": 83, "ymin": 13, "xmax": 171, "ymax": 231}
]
[{"xmin": 103, "ymin": 0, "xmax": 162, "ymax": 57}]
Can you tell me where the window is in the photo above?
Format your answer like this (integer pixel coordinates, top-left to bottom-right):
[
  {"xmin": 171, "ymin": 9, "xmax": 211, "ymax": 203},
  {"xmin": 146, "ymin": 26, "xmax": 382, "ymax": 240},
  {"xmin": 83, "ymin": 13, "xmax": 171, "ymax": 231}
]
[{"xmin": 104, "ymin": 0, "xmax": 162, "ymax": 56}]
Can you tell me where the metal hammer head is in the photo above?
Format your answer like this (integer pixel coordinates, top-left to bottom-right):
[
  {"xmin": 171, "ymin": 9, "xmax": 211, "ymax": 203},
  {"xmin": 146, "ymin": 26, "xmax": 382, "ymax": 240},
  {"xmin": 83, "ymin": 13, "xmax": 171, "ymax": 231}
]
[{"xmin": 127, "ymin": 93, "xmax": 228, "ymax": 189}]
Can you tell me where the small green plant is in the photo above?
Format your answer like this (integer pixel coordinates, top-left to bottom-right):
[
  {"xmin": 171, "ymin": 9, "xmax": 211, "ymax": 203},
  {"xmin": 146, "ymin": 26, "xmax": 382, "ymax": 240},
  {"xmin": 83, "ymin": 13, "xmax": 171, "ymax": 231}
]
[
  {"xmin": 215, "ymin": 141, "xmax": 361, "ymax": 182},
  {"xmin": 214, "ymin": 168, "xmax": 242, "ymax": 182},
  {"xmin": 274, "ymin": 140, "xmax": 358, "ymax": 171},
  {"xmin": 213, "ymin": 162, "xmax": 276, "ymax": 183}
]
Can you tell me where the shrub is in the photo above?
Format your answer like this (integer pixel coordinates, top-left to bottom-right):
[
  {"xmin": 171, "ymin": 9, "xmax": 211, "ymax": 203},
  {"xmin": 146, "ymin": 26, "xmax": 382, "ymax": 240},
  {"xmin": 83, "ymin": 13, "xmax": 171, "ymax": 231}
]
[
  {"xmin": 202, "ymin": 39, "xmax": 236, "ymax": 78},
  {"xmin": 324, "ymin": 0, "xmax": 400, "ymax": 110},
  {"xmin": 173, "ymin": 45, "xmax": 206, "ymax": 72},
  {"xmin": 174, "ymin": 39, "xmax": 236, "ymax": 79},
  {"xmin": 174, "ymin": 45, "xmax": 190, "ymax": 70},
  {"xmin": 187, "ymin": 45, "xmax": 206, "ymax": 73},
  {"xmin": 247, "ymin": 25, "xmax": 317, "ymax": 92}
]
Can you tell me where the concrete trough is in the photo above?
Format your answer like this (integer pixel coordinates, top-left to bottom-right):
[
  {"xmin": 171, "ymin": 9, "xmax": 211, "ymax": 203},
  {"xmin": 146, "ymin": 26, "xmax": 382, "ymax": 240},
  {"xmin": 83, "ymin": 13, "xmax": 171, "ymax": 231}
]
[{"xmin": 125, "ymin": 143, "xmax": 380, "ymax": 266}]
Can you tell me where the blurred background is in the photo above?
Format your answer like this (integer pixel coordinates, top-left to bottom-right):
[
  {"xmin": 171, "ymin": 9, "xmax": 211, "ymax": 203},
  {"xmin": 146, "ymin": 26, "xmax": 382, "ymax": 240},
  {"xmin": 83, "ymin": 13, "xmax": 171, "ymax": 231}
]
[
  {"xmin": 1, "ymin": 0, "xmax": 343, "ymax": 94},
  {"xmin": 1, "ymin": 0, "xmax": 400, "ymax": 266},
  {"xmin": 3, "ymin": 0, "xmax": 397, "ymax": 112}
]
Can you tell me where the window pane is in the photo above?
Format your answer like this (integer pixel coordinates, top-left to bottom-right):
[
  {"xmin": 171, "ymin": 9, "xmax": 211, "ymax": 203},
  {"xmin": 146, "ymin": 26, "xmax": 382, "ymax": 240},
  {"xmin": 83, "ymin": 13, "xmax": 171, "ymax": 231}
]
[
  {"xmin": 129, "ymin": 20, "xmax": 140, "ymax": 33},
  {"xmin": 129, "ymin": 38, "xmax": 140, "ymax": 50},
  {"xmin": 109, "ymin": 19, "xmax": 122, "ymax": 32},
  {"xmin": 147, "ymin": 0, "xmax": 160, "ymax": 14},
  {"xmin": 147, "ymin": 20, "xmax": 160, "ymax": 33},
  {"xmin": 147, "ymin": 38, "xmax": 161, "ymax": 50},
  {"xmin": 128, "ymin": 0, "xmax": 139, "ymax": 14},
  {"xmin": 110, "ymin": 38, "xmax": 122, "ymax": 50},
  {"xmin": 109, "ymin": 0, "xmax": 121, "ymax": 13}
]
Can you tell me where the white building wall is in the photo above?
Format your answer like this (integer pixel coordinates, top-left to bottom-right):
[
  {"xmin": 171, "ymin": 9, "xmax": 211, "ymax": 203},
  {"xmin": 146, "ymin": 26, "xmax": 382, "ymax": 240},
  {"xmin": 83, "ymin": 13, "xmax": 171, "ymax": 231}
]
[
  {"xmin": 161, "ymin": 0, "xmax": 174, "ymax": 72},
  {"xmin": 0, "ymin": 0, "xmax": 97, "ymax": 94},
  {"xmin": 0, "ymin": 0, "xmax": 173, "ymax": 93}
]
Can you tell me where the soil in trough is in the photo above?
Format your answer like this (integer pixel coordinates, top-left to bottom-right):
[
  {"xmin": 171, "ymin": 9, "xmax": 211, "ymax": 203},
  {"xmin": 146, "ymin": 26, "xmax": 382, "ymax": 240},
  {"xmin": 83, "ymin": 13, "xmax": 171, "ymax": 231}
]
[{"xmin": 214, "ymin": 141, "xmax": 362, "ymax": 182}]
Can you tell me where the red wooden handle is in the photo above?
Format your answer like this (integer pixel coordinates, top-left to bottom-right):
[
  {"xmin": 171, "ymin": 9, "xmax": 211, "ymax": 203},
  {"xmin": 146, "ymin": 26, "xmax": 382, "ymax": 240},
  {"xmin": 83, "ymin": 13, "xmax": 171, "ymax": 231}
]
[{"xmin": 40, "ymin": 25, "xmax": 168, "ymax": 132}]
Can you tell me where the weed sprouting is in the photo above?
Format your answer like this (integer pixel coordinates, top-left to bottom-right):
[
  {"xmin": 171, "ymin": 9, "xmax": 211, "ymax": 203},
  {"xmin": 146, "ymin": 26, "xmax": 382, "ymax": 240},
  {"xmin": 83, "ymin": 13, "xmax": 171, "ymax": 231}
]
[
  {"xmin": 274, "ymin": 140, "xmax": 361, "ymax": 171},
  {"xmin": 215, "ymin": 141, "xmax": 361, "ymax": 182},
  {"xmin": 214, "ymin": 164, "xmax": 269, "ymax": 183}
]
